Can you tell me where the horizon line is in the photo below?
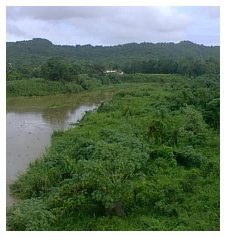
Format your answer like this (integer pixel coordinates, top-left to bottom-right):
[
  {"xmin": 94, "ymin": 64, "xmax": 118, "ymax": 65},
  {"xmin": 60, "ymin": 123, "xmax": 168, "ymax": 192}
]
[{"xmin": 6, "ymin": 38, "xmax": 220, "ymax": 47}]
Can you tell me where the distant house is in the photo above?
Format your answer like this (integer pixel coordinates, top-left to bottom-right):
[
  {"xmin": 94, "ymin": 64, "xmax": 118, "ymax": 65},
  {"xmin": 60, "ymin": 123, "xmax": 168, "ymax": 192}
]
[
  {"xmin": 105, "ymin": 70, "xmax": 116, "ymax": 73},
  {"xmin": 104, "ymin": 70, "xmax": 124, "ymax": 75}
]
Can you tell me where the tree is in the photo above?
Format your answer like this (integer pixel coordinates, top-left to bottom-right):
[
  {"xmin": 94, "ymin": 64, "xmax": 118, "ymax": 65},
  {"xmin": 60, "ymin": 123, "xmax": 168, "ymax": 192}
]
[
  {"xmin": 149, "ymin": 119, "xmax": 166, "ymax": 145},
  {"xmin": 41, "ymin": 58, "xmax": 70, "ymax": 81},
  {"xmin": 204, "ymin": 97, "xmax": 220, "ymax": 129}
]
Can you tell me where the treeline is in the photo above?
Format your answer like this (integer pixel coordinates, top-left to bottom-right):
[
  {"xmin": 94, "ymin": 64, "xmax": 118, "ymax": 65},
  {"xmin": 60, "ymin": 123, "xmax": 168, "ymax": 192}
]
[
  {"xmin": 6, "ymin": 58, "xmax": 104, "ymax": 82},
  {"xmin": 123, "ymin": 58, "xmax": 219, "ymax": 77},
  {"xmin": 7, "ymin": 56, "xmax": 219, "ymax": 82}
]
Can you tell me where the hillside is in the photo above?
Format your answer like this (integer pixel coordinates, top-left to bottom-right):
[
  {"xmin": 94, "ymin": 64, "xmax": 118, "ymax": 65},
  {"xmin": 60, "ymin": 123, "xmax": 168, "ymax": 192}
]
[{"xmin": 6, "ymin": 38, "xmax": 220, "ymax": 67}]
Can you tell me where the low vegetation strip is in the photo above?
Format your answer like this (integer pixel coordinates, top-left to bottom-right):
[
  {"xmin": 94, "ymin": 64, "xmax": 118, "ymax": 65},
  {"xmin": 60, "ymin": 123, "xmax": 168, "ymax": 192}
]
[
  {"xmin": 6, "ymin": 78, "xmax": 84, "ymax": 97},
  {"xmin": 7, "ymin": 74, "xmax": 219, "ymax": 230},
  {"xmin": 6, "ymin": 74, "xmax": 189, "ymax": 97}
]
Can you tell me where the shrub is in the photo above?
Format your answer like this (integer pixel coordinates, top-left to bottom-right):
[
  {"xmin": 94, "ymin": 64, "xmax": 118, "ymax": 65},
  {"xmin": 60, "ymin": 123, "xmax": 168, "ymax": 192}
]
[
  {"xmin": 174, "ymin": 146, "xmax": 205, "ymax": 168},
  {"xmin": 7, "ymin": 198, "xmax": 55, "ymax": 231},
  {"xmin": 150, "ymin": 145, "xmax": 174, "ymax": 160}
]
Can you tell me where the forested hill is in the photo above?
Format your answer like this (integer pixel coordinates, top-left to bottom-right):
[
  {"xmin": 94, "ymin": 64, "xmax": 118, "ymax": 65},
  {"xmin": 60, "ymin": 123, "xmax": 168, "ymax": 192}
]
[{"xmin": 7, "ymin": 38, "xmax": 220, "ymax": 66}]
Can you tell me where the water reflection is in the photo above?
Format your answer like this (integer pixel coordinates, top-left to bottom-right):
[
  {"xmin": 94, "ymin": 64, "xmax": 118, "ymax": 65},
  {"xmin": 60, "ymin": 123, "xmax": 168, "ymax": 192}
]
[
  {"xmin": 42, "ymin": 108, "xmax": 71, "ymax": 126},
  {"xmin": 41, "ymin": 104, "xmax": 97, "ymax": 128}
]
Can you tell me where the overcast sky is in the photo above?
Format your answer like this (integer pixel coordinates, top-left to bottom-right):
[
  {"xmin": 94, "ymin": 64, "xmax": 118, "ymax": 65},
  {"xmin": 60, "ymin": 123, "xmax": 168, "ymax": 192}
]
[{"xmin": 6, "ymin": 6, "xmax": 220, "ymax": 46}]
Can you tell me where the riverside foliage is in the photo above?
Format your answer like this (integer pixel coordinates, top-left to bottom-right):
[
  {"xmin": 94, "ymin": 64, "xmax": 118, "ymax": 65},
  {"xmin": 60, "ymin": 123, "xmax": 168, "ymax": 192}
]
[{"xmin": 7, "ymin": 74, "xmax": 219, "ymax": 230}]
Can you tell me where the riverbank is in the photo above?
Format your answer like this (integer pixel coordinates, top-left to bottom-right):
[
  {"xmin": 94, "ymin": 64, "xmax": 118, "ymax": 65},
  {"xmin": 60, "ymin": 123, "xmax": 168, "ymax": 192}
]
[
  {"xmin": 6, "ymin": 90, "xmax": 115, "ymax": 207},
  {"xmin": 7, "ymin": 75, "xmax": 219, "ymax": 230}
]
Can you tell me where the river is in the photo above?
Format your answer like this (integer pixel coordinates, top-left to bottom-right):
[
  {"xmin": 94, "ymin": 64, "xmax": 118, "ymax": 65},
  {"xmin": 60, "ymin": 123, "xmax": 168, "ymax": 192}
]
[{"xmin": 6, "ymin": 92, "xmax": 111, "ymax": 206}]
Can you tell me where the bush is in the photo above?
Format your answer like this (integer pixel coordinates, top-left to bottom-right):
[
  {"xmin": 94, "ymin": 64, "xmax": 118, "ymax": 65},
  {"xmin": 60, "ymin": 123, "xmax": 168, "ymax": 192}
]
[
  {"xmin": 150, "ymin": 145, "xmax": 174, "ymax": 160},
  {"xmin": 7, "ymin": 198, "xmax": 55, "ymax": 231},
  {"xmin": 174, "ymin": 146, "xmax": 205, "ymax": 168}
]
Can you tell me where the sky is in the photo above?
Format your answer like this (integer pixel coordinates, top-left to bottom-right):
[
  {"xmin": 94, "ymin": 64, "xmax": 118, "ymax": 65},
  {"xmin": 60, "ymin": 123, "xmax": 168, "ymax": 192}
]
[{"xmin": 6, "ymin": 6, "xmax": 220, "ymax": 47}]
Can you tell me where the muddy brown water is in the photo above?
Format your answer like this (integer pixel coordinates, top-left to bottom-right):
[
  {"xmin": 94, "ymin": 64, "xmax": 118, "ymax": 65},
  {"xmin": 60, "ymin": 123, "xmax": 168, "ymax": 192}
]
[{"xmin": 6, "ymin": 92, "xmax": 111, "ymax": 206}]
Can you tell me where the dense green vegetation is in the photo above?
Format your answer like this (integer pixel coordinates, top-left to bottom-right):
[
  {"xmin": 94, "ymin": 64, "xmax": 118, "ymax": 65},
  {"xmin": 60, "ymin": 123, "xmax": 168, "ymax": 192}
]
[
  {"xmin": 7, "ymin": 38, "xmax": 219, "ymax": 83},
  {"xmin": 7, "ymin": 74, "xmax": 219, "ymax": 230},
  {"xmin": 6, "ymin": 38, "xmax": 220, "ymax": 230},
  {"xmin": 123, "ymin": 58, "xmax": 219, "ymax": 77},
  {"xmin": 6, "ymin": 78, "xmax": 84, "ymax": 97},
  {"xmin": 6, "ymin": 73, "xmax": 181, "ymax": 97},
  {"xmin": 7, "ymin": 38, "xmax": 219, "ymax": 67}
]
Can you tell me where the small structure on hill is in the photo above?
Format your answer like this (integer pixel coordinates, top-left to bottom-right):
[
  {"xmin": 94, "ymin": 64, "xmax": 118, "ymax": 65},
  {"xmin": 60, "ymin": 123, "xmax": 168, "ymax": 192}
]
[{"xmin": 104, "ymin": 70, "xmax": 124, "ymax": 75}]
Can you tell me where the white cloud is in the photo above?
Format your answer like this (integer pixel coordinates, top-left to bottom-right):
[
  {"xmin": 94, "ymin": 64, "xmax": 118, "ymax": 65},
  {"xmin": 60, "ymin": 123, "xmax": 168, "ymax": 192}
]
[{"xmin": 6, "ymin": 6, "xmax": 219, "ymax": 46}]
